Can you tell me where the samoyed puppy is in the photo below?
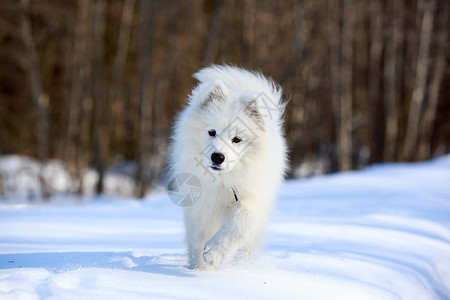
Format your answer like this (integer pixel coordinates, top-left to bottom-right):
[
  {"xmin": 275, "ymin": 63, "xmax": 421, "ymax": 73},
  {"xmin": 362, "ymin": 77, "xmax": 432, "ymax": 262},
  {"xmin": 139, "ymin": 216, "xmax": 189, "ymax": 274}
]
[{"xmin": 168, "ymin": 65, "xmax": 287, "ymax": 269}]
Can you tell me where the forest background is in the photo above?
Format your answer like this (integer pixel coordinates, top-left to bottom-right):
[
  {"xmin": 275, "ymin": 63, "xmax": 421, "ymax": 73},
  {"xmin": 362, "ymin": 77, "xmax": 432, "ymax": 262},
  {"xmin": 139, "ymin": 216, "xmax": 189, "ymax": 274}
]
[{"xmin": 0, "ymin": 0, "xmax": 448, "ymax": 198}]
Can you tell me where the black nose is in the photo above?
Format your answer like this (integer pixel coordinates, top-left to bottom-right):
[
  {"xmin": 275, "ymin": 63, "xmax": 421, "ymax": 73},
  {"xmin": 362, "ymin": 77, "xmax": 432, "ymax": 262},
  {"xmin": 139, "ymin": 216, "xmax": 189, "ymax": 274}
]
[{"xmin": 211, "ymin": 152, "xmax": 225, "ymax": 165}]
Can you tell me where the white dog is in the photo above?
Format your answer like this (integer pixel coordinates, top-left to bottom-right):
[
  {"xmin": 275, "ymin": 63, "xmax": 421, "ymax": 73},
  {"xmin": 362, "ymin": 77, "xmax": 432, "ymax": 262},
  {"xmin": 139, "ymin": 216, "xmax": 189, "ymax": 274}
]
[{"xmin": 168, "ymin": 65, "xmax": 287, "ymax": 269}]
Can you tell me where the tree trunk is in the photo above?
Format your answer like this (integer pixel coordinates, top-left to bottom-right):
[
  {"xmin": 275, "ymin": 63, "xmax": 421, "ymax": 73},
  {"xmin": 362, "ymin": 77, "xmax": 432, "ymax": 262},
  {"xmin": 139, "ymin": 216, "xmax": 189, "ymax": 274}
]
[
  {"xmin": 368, "ymin": 0, "xmax": 384, "ymax": 164},
  {"xmin": 417, "ymin": 3, "xmax": 448, "ymax": 160},
  {"xmin": 19, "ymin": 0, "xmax": 48, "ymax": 162},
  {"xmin": 19, "ymin": 0, "xmax": 49, "ymax": 198},
  {"xmin": 339, "ymin": 0, "xmax": 355, "ymax": 171},
  {"xmin": 327, "ymin": 0, "xmax": 342, "ymax": 170},
  {"xmin": 383, "ymin": 0, "xmax": 403, "ymax": 162},
  {"xmin": 134, "ymin": 0, "xmax": 153, "ymax": 198},
  {"xmin": 110, "ymin": 0, "xmax": 135, "ymax": 150},
  {"xmin": 92, "ymin": 0, "xmax": 107, "ymax": 195},
  {"xmin": 203, "ymin": 0, "xmax": 226, "ymax": 65},
  {"xmin": 65, "ymin": 0, "xmax": 91, "ymax": 194},
  {"xmin": 353, "ymin": 1, "xmax": 370, "ymax": 168},
  {"xmin": 401, "ymin": 0, "xmax": 435, "ymax": 161}
]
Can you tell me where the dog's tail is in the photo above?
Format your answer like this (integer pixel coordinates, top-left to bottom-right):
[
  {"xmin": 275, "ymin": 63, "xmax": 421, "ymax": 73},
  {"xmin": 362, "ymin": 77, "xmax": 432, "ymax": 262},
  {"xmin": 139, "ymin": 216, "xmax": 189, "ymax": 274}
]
[{"xmin": 193, "ymin": 65, "xmax": 283, "ymax": 106}]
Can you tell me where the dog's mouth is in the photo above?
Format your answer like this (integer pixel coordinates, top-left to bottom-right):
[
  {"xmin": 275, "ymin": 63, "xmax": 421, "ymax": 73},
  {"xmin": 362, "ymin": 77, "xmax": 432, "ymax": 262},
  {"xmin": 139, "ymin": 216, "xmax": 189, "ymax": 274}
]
[{"xmin": 211, "ymin": 165, "xmax": 222, "ymax": 171}]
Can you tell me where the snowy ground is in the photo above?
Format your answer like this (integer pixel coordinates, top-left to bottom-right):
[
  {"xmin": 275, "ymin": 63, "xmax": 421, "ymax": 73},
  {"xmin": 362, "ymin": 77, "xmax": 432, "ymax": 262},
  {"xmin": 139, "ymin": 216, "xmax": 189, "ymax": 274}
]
[{"xmin": 1, "ymin": 156, "xmax": 450, "ymax": 299}]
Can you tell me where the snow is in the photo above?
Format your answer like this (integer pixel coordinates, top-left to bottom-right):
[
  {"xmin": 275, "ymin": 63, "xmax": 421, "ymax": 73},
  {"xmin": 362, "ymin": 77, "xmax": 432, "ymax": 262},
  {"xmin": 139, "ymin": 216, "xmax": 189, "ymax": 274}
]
[
  {"xmin": 1, "ymin": 156, "xmax": 450, "ymax": 299},
  {"xmin": 0, "ymin": 155, "xmax": 137, "ymax": 200}
]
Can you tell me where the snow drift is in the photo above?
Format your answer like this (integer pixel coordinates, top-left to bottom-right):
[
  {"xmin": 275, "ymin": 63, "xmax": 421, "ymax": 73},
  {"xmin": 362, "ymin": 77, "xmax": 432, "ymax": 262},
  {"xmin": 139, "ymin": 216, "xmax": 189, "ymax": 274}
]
[{"xmin": 1, "ymin": 156, "xmax": 449, "ymax": 299}]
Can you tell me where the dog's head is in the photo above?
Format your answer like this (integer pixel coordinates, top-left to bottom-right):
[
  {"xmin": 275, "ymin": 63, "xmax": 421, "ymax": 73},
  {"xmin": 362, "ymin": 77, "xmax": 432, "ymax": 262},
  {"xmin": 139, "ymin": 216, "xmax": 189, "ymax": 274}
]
[{"xmin": 188, "ymin": 80, "xmax": 270, "ymax": 175}]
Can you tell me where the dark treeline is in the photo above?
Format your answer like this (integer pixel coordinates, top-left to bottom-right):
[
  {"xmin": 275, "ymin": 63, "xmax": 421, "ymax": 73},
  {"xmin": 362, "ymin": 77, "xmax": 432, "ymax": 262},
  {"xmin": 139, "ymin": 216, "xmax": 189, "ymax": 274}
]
[{"xmin": 0, "ymin": 0, "xmax": 448, "ymax": 198}]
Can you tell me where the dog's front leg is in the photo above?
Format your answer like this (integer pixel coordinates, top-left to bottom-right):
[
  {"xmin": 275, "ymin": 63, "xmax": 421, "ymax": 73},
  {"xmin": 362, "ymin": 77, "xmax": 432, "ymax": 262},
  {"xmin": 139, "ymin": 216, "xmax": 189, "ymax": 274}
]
[{"xmin": 203, "ymin": 208, "xmax": 253, "ymax": 267}]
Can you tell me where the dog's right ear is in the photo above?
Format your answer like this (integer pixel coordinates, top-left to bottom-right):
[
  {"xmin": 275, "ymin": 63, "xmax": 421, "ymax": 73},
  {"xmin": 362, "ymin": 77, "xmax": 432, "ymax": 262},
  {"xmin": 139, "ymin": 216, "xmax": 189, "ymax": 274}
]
[{"xmin": 190, "ymin": 80, "xmax": 228, "ymax": 109}]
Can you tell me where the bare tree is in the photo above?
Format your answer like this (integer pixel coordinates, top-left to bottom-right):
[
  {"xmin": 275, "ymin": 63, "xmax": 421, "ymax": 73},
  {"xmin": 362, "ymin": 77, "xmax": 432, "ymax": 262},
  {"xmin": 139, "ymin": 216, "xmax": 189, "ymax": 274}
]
[
  {"xmin": 65, "ymin": 0, "xmax": 93, "ymax": 194},
  {"xmin": 19, "ymin": 0, "xmax": 49, "ymax": 198},
  {"xmin": 327, "ymin": 0, "xmax": 342, "ymax": 169},
  {"xmin": 110, "ymin": 0, "xmax": 135, "ymax": 150},
  {"xmin": 19, "ymin": 0, "xmax": 48, "ymax": 162},
  {"xmin": 402, "ymin": 0, "xmax": 436, "ymax": 161},
  {"xmin": 384, "ymin": 0, "xmax": 403, "ymax": 162},
  {"xmin": 339, "ymin": 0, "xmax": 355, "ymax": 171},
  {"xmin": 353, "ymin": 1, "xmax": 370, "ymax": 168},
  {"xmin": 328, "ymin": 0, "xmax": 354, "ymax": 171},
  {"xmin": 92, "ymin": 0, "xmax": 107, "ymax": 194},
  {"xmin": 368, "ymin": 0, "xmax": 384, "ymax": 164},
  {"xmin": 134, "ymin": 0, "xmax": 153, "ymax": 198},
  {"xmin": 203, "ymin": 0, "xmax": 226, "ymax": 65},
  {"xmin": 417, "ymin": 3, "xmax": 448, "ymax": 160}
]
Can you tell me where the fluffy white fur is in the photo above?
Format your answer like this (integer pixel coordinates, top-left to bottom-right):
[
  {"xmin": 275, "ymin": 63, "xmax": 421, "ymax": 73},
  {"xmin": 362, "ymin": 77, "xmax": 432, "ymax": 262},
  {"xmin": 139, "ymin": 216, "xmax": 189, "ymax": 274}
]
[{"xmin": 168, "ymin": 65, "xmax": 287, "ymax": 269}]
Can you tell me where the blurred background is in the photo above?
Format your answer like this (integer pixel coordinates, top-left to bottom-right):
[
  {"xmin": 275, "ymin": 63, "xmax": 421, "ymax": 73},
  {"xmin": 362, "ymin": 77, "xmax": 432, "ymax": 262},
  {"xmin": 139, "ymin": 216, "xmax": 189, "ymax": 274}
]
[{"xmin": 0, "ymin": 0, "xmax": 448, "ymax": 200}]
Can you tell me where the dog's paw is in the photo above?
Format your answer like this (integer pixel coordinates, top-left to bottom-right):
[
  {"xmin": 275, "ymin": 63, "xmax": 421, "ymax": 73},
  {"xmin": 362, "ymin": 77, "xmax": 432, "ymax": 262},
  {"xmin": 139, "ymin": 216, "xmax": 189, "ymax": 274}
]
[{"xmin": 202, "ymin": 238, "xmax": 230, "ymax": 267}]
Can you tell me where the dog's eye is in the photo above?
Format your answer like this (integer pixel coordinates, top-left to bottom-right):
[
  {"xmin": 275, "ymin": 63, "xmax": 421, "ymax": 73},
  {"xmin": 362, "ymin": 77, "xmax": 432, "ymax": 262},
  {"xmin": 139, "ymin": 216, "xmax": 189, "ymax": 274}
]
[
  {"xmin": 208, "ymin": 129, "xmax": 216, "ymax": 137},
  {"xmin": 232, "ymin": 136, "xmax": 242, "ymax": 143}
]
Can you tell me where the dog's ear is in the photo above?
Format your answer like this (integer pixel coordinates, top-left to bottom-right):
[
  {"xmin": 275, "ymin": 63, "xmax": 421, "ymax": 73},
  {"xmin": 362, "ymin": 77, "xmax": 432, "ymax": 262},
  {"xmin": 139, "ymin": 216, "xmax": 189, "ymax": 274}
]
[
  {"xmin": 245, "ymin": 97, "xmax": 264, "ymax": 128},
  {"xmin": 199, "ymin": 80, "xmax": 228, "ymax": 109}
]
